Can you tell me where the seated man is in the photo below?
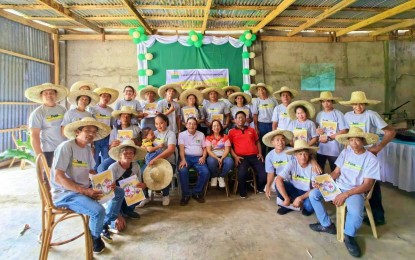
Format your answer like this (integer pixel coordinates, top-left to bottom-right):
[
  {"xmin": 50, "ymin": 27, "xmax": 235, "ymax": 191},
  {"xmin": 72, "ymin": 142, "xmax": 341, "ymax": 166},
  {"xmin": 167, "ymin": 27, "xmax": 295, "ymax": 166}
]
[
  {"xmin": 276, "ymin": 140, "xmax": 318, "ymax": 216},
  {"xmin": 49, "ymin": 117, "xmax": 124, "ymax": 254},
  {"xmin": 178, "ymin": 117, "xmax": 210, "ymax": 205},
  {"xmin": 308, "ymin": 127, "xmax": 380, "ymax": 257},
  {"xmin": 229, "ymin": 111, "xmax": 266, "ymax": 198}
]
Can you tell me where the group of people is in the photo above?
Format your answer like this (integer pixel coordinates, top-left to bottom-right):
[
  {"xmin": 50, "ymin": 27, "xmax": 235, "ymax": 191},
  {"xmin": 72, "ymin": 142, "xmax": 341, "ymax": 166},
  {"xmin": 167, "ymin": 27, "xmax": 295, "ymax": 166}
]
[{"xmin": 25, "ymin": 80, "xmax": 395, "ymax": 257}]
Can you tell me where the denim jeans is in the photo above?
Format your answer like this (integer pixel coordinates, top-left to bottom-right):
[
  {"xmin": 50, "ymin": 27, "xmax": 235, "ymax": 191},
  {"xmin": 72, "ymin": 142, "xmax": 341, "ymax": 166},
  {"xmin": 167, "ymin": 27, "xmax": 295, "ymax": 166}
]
[
  {"xmin": 206, "ymin": 156, "xmax": 234, "ymax": 178},
  {"xmin": 97, "ymin": 157, "xmax": 115, "ymax": 173},
  {"xmin": 54, "ymin": 187, "xmax": 124, "ymax": 238},
  {"xmin": 93, "ymin": 136, "xmax": 110, "ymax": 171},
  {"xmin": 276, "ymin": 181, "xmax": 313, "ymax": 212},
  {"xmin": 316, "ymin": 153, "xmax": 337, "ymax": 173},
  {"xmin": 257, "ymin": 122, "xmax": 272, "ymax": 156},
  {"xmin": 309, "ymin": 188, "xmax": 364, "ymax": 237},
  {"xmin": 144, "ymin": 149, "xmax": 163, "ymax": 165},
  {"xmin": 141, "ymin": 162, "xmax": 173, "ymax": 196},
  {"xmin": 237, "ymin": 155, "xmax": 267, "ymax": 197},
  {"xmin": 178, "ymin": 155, "xmax": 210, "ymax": 196}
]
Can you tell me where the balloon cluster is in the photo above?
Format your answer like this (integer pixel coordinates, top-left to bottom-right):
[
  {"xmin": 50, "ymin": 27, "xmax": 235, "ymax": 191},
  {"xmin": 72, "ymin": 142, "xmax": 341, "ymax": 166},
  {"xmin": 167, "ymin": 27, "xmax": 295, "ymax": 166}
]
[
  {"xmin": 138, "ymin": 53, "xmax": 154, "ymax": 61},
  {"xmin": 129, "ymin": 26, "xmax": 148, "ymax": 44},
  {"xmin": 242, "ymin": 51, "xmax": 256, "ymax": 59},
  {"xmin": 239, "ymin": 30, "xmax": 257, "ymax": 47},
  {"xmin": 187, "ymin": 30, "xmax": 204, "ymax": 48},
  {"xmin": 242, "ymin": 84, "xmax": 250, "ymax": 91},
  {"xmin": 138, "ymin": 69, "xmax": 153, "ymax": 77}
]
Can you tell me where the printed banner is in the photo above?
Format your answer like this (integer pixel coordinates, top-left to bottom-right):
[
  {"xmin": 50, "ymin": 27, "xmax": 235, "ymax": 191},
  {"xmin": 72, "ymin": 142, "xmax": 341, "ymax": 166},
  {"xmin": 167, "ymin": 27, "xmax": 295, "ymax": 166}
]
[{"xmin": 166, "ymin": 69, "xmax": 229, "ymax": 89}]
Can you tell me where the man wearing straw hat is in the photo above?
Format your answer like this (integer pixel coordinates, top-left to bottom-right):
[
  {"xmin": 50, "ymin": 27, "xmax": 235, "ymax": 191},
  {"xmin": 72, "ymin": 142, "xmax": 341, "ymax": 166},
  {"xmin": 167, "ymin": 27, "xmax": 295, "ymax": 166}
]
[
  {"xmin": 49, "ymin": 117, "xmax": 124, "ymax": 254},
  {"xmin": 26, "ymin": 83, "xmax": 68, "ymax": 167},
  {"xmin": 340, "ymin": 91, "xmax": 396, "ymax": 226},
  {"xmin": 138, "ymin": 85, "xmax": 159, "ymax": 131},
  {"xmin": 156, "ymin": 84, "xmax": 183, "ymax": 134},
  {"xmin": 271, "ymin": 86, "xmax": 298, "ymax": 131},
  {"xmin": 221, "ymin": 86, "xmax": 241, "ymax": 109},
  {"xmin": 308, "ymin": 127, "xmax": 380, "ymax": 257}
]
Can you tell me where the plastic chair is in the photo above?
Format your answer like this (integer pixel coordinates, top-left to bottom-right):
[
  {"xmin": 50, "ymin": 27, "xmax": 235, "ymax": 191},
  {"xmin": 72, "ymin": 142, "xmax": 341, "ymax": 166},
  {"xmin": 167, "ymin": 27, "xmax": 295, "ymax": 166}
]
[
  {"xmin": 232, "ymin": 167, "xmax": 257, "ymax": 195},
  {"xmin": 9, "ymin": 125, "xmax": 30, "ymax": 169},
  {"xmin": 336, "ymin": 181, "xmax": 378, "ymax": 242},
  {"xmin": 36, "ymin": 154, "xmax": 93, "ymax": 260}
]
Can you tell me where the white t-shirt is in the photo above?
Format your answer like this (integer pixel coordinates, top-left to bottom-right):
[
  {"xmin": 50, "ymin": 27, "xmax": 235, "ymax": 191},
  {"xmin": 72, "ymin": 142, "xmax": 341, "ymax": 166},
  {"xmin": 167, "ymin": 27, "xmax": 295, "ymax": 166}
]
[
  {"xmin": 153, "ymin": 129, "xmax": 177, "ymax": 165},
  {"xmin": 287, "ymin": 119, "xmax": 318, "ymax": 143},
  {"xmin": 231, "ymin": 105, "xmax": 252, "ymax": 126},
  {"xmin": 279, "ymin": 160, "xmax": 316, "ymax": 192},
  {"xmin": 271, "ymin": 104, "xmax": 291, "ymax": 130},
  {"xmin": 203, "ymin": 101, "xmax": 230, "ymax": 125},
  {"xmin": 265, "ymin": 147, "xmax": 295, "ymax": 175},
  {"xmin": 109, "ymin": 161, "xmax": 142, "ymax": 181},
  {"xmin": 156, "ymin": 99, "xmax": 181, "ymax": 134},
  {"xmin": 89, "ymin": 104, "xmax": 114, "ymax": 127},
  {"xmin": 61, "ymin": 108, "xmax": 92, "ymax": 126},
  {"xmin": 344, "ymin": 110, "xmax": 387, "ymax": 134},
  {"xmin": 335, "ymin": 148, "xmax": 380, "ymax": 191},
  {"xmin": 251, "ymin": 97, "xmax": 278, "ymax": 123},
  {"xmin": 316, "ymin": 109, "xmax": 348, "ymax": 157}
]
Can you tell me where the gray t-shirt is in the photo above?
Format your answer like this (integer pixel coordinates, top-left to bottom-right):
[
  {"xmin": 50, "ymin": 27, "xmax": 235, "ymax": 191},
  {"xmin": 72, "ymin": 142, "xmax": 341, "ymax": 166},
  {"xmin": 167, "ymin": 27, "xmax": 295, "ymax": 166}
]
[
  {"xmin": 156, "ymin": 99, "xmax": 181, "ymax": 134},
  {"xmin": 153, "ymin": 129, "xmax": 177, "ymax": 165},
  {"xmin": 109, "ymin": 125, "xmax": 141, "ymax": 144},
  {"xmin": 203, "ymin": 101, "xmax": 230, "ymax": 125},
  {"xmin": 335, "ymin": 148, "xmax": 380, "ymax": 191},
  {"xmin": 109, "ymin": 161, "xmax": 142, "ymax": 182},
  {"xmin": 221, "ymin": 98, "xmax": 233, "ymax": 109},
  {"xmin": 231, "ymin": 105, "xmax": 252, "ymax": 126},
  {"xmin": 89, "ymin": 104, "xmax": 114, "ymax": 127},
  {"xmin": 344, "ymin": 110, "xmax": 387, "ymax": 134},
  {"xmin": 265, "ymin": 147, "xmax": 295, "ymax": 175},
  {"xmin": 251, "ymin": 97, "xmax": 278, "ymax": 123},
  {"xmin": 140, "ymin": 100, "xmax": 157, "ymax": 131},
  {"xmin": 279, "ymin": 160, "xmax": 316, "ymax": 192},
  {"xmin": 316, "ymin": 109, "xmax": 349, "ymax": 157},
  {"xmin": 115, "ymin": 99, "xmax": 143, "ymax": 125},
  {"xmin": 181, "ymin": 105, "xmax": 204, "ymax": 124},
  {"xmin": 288, "ymin": 119, "xmax": 318, "ymax": 143},
  {"xmin": 50, "ymin": 139, "xmax": 95, "ymax": 201},
  {"xmin": 62, "ymin": 109, "xmax": 92, "ymax": 126},
  {"xmin": 271, "ymin": 104, "xmax": 291, "ymax": 130},
  {"xmin": 28, "ymin": 104, "xmax": 67, "ymax": 152}
]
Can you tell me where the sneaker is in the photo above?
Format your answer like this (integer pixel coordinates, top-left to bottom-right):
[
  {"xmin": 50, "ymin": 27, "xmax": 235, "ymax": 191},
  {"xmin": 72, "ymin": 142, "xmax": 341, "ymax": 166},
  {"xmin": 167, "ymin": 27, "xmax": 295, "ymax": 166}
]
[
  {"xmin": 344, "ymin": 235, "xmax": 362, "ymax": 257},
  {"xmin": 240, "ymin": 195, "xmax": 247, "ymax": 199},
  {"xmin": 277, "ymin": 207, "xmax": 293, "ymax": 215},
  {"xmin": 124, "ymin": 209, "xmax": 140, "ymax": 219},
  {"xmin": 162, "ymin": 195, "xmax": 170, "ymax": 206},
  {"xmin": 101, "ymin": 226, "xmax": 112, "ymax": 243},
  {"xmin": 363, "ymin": 216, "xmax": 385, "ymax": 226},
  {"xmin": 136, "ymin": 197, "xmax": 150, "ymax": 208},
  {"xmin": 302, "ymin": 209, "xmax": 313, "ymax": 216},
  {"xmin": 210, "ymin": 177, "xmax": 218, "ymax": 187},
  {"xmin": 180, "ymin": 196, "xmax": 190, "ymax": 206},
  {"xmin": 192, "ymin": 194, "xmax": 205, "ymax": 203},
  {"xmin": 309, "ymin": 222, "xmax": 337, "ymax": 234},
  {"xmin": 93, "ymin": 236, "xmax": 106, "ymax": 254},
  {"xmin": 218, "ymin": 177, "xmax": 226, "ymax": 188}
]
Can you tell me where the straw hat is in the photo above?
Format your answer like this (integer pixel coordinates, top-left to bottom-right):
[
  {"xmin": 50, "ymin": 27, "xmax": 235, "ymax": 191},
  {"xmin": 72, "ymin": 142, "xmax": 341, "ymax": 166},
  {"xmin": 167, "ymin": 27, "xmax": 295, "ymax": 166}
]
[
  {"xmin": 94, "ymin": 87, "xmax": 119, "ymax": 105},
  {"xmin": 158, "ymin": 84, "xmax": 183, "ymax": 99},
  {"xmin": 67, "ymin": 90, "xmax": 99, "ymax": 106},
  {"xmin": 202, "ymin": 87, "xmax": 225, "ymax": 100},
  {"xmin": 64, "ymin": 117, "xmax": 111, "ymax": 141},
  {"xmin": 179, "ymin": 89, "xmax": 204, "ymax": 105},
  {"xmin": 273, "ymin": 86, "xmax": 298, "ymax": 99},
  {"xmin": 138, "ymin": 85, "xmax": 159, "ymax": 100},
  {"xmin": 143, "ymin": 159, "xmax": 173, "ymax": 190},
  {"xmin": 228, "ymin": 92, "xmax": 252, "ymax": 105},
  {"xmin": 285, "ymin": 140, "xmax": 319, "ymax": 155},
  {"xmin": 70, "ymin": 81, "xmax": 97, "ymax": 91},
  {"xmin": 111, "ymin": 106, "xmax": 139, "ymax": 118},
  {"xmin": 249, "ymin": 83, "xmax": 273, "ymax": 96},
  {"xmin": 194, "ymin": 85, "xmax": 208, "ymax": 91},
  {"xmin": 339, "ymin": 91, "xmax": 381, "ymax": 106},
  {"xmin": 287, "ymin": 100, "xmax": 316, "ymax": 120},
  {"xmin": 262, "ymin": 130, "xmax": 294, "ymax": 147},
  {"xmin": 108, "ymin": 139, "xmax": 146, "ymax": 161},
  {"xmin": 335, "ymin": 127, "xmax": 379, "ymax": 146},
  {"xmin": 222, "ymin": 86, "xmax": 241, "ymax": 94},
  {"xmin": 24, "ymin": 83, "xmax": 68, "ymax": 104},
  {"xmin": 310, "ymin": 91, "xmax": 341, "ymax": 103}
]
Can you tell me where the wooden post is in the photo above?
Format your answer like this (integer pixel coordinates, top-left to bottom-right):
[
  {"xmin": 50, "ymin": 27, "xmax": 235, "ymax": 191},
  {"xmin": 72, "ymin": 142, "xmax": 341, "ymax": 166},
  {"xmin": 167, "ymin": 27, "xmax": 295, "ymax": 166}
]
[{"xmin": 53, "ymin": 33, "xmax": 59, "ymax": 84}]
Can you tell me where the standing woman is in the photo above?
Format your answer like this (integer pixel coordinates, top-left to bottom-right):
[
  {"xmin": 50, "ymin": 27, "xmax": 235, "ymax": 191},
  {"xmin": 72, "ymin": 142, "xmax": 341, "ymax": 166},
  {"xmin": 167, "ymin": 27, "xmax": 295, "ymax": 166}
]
[
  {"xmin": 26, "ymin": 83, "xmax": 68, "ymax": 167},
  {"xmin": 287, "ymin": 100, "xmax": 318, "ymax": 146},
  {"xmin": 228, "ymin": 92, "xmax": 252, "ymax": 127},
  {"xmin": 138, "ymin": 85, "xmax": 159, "ymax": 131},
  {"xmin": 156, "ymin": 84, "xmax": 183, "ymax": 135},
  {"xmin": 69, "ymin": 81, "xmax": 97, "ymax": 109},
  {"xmin": 179, "ymin": 89, "xmax": 205, "ymax": 129},
  {"xmin": 272, "ymin": 86, "xmax": 298, "ymax": 130},
  {"xmin": 114, "ymin": 85, "xmax": 143, "ymax": 125},
  {"xmin": 250, "ymin": 83, "xmax": 278, "ymax": 155},
  {"xmin": 205, "ymin": 120, "xmax": 234, "ymax": 188},
  {"xmin": 202, "ymin": 87, "xmax": 230, "ymax": 132},
  {"xmin": 221, "ymin": 86, "xmax": 240, "ymax": 109},
  {"xmin": 311, "ymin": 92, "xmax": 348, "ymax": 172}
]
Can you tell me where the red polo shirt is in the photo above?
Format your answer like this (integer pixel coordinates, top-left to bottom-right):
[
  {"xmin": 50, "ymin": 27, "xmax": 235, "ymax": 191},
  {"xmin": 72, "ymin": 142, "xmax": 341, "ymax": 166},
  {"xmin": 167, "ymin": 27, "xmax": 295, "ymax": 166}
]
[{"xmin": 228, "ymin": 126, "xmax": 259, "ymax": 156}]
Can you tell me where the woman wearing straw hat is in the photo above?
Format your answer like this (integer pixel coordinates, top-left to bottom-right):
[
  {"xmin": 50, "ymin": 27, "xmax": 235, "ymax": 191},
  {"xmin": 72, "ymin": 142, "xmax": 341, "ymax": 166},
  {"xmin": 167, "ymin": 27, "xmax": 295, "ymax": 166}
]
[
  {"xmin": 311, "ymin": 92, "xmax": 348, "ymax": 172},
  {"xmin": 250, "ymin": 83, "xmax": 278, "ymax": 156},
  {"xmin": 287, "ymin": 100, "xmax": 318, "ymax": 146},
  {"xmin": 221, "ymin": 86, "xmax": 241, "ymax": 109},
  {"xmin": 179, "ymin": 89, "xmax": 205, "ymax": 129},
  {"xmin": 69, "ymin": 81, "xmax": 98, "ymax": 109},
  {"xmin": 340, "ymin": 91, "xmax": 395, "ymax": 226},
  {"xmin": 108, "ymin": 140, "xmax": 147, "ymax": 226},
  {"xmin": 89, "ymin": 87, "xmax": 119, "ymax": 171},
  {"xmin": 156, "ymin": 84, "xmax": 183, "ymax": 134},
  {"xmin": 202, "ymin": 87, "xmax": 230, "ymax": 131},
  {"xmin": 26, "ymin": 83, "xmax": 68, "ymax": 167},
  {"xmin": 114, "ymin": 85, "xmax": 144, "ymax": 125},
  {"xmin": 271, "ymin": 86, "xmax": 298, "ymax": 131},
  {"xmin": 309, "ymin": 127, "xmax": 380, "ymax": 257},
  {"xmin": 229, "ymin": 92, "xmax": 252, "ymax": 127},
  {"xmin": 138, "ymin": 85, "xmax": 159, "ymax": 131},
  {"xmin": 49, "ymin": 117, "xmax": 123, "ymax": 254},
  {"xmin": 275, "ymin": 140, "xmax": 318, "ymax": 216}
]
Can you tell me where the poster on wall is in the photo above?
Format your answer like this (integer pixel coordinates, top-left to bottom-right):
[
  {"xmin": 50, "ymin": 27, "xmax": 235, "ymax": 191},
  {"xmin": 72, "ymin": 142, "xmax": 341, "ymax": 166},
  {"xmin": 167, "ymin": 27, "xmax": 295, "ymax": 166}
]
[
  {"xmin": 166, "ymin": 69, "xmax": 229, "ymax": 89},
  {"xmin": 301, "ymin": 63, "xmax": 335, "ymax": 91}
]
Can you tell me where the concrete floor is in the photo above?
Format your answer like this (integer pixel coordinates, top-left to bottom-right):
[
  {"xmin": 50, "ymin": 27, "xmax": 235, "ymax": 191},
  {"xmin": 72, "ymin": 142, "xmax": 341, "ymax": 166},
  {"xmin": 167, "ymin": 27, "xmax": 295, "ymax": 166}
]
[{"xmin": 0, "ymin": 165, "xmax": 414, "ymax": 260}]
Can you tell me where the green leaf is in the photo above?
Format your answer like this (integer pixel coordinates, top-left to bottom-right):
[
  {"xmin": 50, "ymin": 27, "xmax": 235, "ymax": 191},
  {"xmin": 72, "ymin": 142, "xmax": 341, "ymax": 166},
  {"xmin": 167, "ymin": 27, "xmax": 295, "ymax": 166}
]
[{"xmin": 0, "ymin": 149, "xmax": 35, "ymax": 162}]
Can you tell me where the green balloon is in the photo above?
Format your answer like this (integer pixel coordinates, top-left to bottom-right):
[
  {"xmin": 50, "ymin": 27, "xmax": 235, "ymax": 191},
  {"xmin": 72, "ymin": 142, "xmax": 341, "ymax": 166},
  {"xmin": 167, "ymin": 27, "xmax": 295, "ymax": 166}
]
[
  {"xmin": 239, "ymin": 35, "xmax": 245, "ymax": 41},
  {"xmin": 140, "ymin": 34, "xmax": 148, "ymax": 42},
  {"xmin": 194, "ymin": 41, "xmax": 202, "ymax": 48},
  {"xmin": 138, "ymin": 69, "xmax": 146, "ymax": 76},
  {"xmin": 245, "ymin": 41, "xmax": 252, "ymax": 47},
  {"xmin": 128, "ymin": 28, "xmax": 135, "ymax": 36},
  {"xmin": 189, "ymin": 30, "xmax": 197, "ymax": 36},
  {"xmin": 242, "ymin": 68, "xmax": 250, "ymax": 75},
  {"xmin": 133, "ymin": 38, "xmax": 140, "ymax": 44},
  {"xmin": 242, "ymin": 52, "xmax": 249, "ymax": 58},
  {"xmin": 138, "ymin": 54, "xmax": 145, "ymax": 60},
  {"xmin": 242, "ymin": 84, "xmax": 250, "ymax": 91},
  {"xmin": 137, "ymin": 26, "xmax": 145, "ymax": 33},
  {"xmin": 251, "ymin": 34, "xmax": 257, "ymax": 41}
]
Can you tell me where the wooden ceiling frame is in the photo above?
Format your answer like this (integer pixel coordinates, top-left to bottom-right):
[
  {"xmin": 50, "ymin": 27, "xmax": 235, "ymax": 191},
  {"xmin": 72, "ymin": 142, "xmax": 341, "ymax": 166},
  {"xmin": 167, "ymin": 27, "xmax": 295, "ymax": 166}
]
[
  {"xmin": 252, "ymin": 0, "xmax": 296, "ymax": 33},
  {"xmin": 201, "ymin": 0, "xmax": 213, "ymax": 33},
  {"xmin": 0, "ymin": 9, "xmax": 57, "ymax": 34},
  {"xmin": 370, "ymin": 19, "xmax": 415, "ymax": 36},
  {"xmin": 120, "ymin": 0, "xmax": 152, "ymax": 34}
]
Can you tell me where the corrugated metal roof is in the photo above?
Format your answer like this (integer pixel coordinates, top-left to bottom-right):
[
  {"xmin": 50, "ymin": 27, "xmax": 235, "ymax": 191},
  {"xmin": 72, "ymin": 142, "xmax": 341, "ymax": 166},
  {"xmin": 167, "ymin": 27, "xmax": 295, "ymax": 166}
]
[
  {"xmin": 279, "ymin": 9, "xmax": 323, "ymax": 18},
  {"xmin": 208, "ymin": 20, "xmax": 258, "ymax": 28},
  {"xmin": 210, "ymin": 9, "xmax": 269, "ymax": 18},
  {"xmin": 293, "ymin": 0, "xmax": 340, "ymax": 7},
  {"xmin": 9, "ymin": 9, "xmax": 65, "ymax": 17},
  {"xmin": 213, "ymin": 0, "xmax": 283, "ymax": 6},
  {"xmin": 350, "ymin": 0, "xmax": 409, "ymax": 8},
  {"xmin": 71, "ymin": 8, "xmax": 131, "ymax": 17}
]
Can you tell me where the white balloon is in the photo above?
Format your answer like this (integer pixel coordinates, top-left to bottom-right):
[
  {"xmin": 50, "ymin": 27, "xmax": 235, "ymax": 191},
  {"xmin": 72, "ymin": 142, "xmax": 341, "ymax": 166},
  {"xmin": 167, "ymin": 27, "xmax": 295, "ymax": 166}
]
[
  {"xmin": 145, "ymin": 53, "xmax": 153, "ymax": 60},
  {"xmin": 249, "ymin": 52, "xmax": 256, "ymax": 59},
  {"xmin": 132, "ymin": 31, "xmax": 140, "ymax": 38},
  {"xmin": 146, "ymin": 69, "xmax": 153, "ymax": 76},
  {"xmin": 245, "ymin": 33, "xmax": 252, "ymax": 40},
  {"xmin": 249, "ymin": 69, "xmax": 257, "ymax": 76}
]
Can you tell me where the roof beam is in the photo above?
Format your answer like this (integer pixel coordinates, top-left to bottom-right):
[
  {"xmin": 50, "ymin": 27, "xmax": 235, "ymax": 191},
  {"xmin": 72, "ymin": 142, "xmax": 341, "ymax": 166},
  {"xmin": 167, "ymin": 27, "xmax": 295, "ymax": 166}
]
[
  {"xmin": 287, "ymin": 0, "xmax": 358, "ymax": 36},
  {"xmin": 0, "ymin": 4, "xmax": 49, "ymax": 10},
  {"xmin": 36, "ymin": 0, "xmax": 102, "ymax": 33},
  {"xmin": 0, "ymin": 9, "xmax": 57, "ymax": 34},
  {"xmin": 370, "ymin": 20, "xmax": 415, "ymax": 36},
  {"xmin": 252, "ymin": 0, "xmax": 296, "ymax": 33},
  {"xmin": 336, "ymin": 0, "xmax": 415, "ymax": 37},
  {"xmin": 201, "ymin": 0, "xmax": 213, "ymax": 33},
  {"xmin": 120, "ymin": 0, "xmax": 153, "ymax": 34}
]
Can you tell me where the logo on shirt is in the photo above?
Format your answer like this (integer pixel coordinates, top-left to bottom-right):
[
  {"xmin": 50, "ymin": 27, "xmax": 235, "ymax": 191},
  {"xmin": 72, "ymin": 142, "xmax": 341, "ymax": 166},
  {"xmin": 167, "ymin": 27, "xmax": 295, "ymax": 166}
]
[
  {"xmin": 95, "ymin": 113, "xmax": 110, "ymax": 119},
  {"xmin": 208, "ymin": 108, "xmax": 219, "ymax": 112},
  {"xmin": 259, "ymin": 104, "xmax": 273, "ymax": 109},
  {"xmin": 155, "ymin": 138, "xmax": 165, "ymax": 144},
  {"xmin": 72, "ymin": 159, "xmax": 88, "ymax": 168},
  {"xmin": 350, "ymin": 122, "xmax": 365, "ymax": 130},
  {"xmin": 344, "ymin": 160, "xmax": 362, "ymax": 171},
  {"xmin": 280, "ymin": 112, "xmax": 289, "ymax": 118},
  {"xmin": 273, "ymin": 160, "xmax": 288, "ymax": 167},
  {"xmin": 46, "ymin": 114, "xmax": 64, "ymax": 122},
  {"xmin": 196, "ymin": 139, "xmax": 201, "ymax": 144},
  {"xmin": 292, "ymin": 173, "xmax": 310, "ymax": 183}
]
